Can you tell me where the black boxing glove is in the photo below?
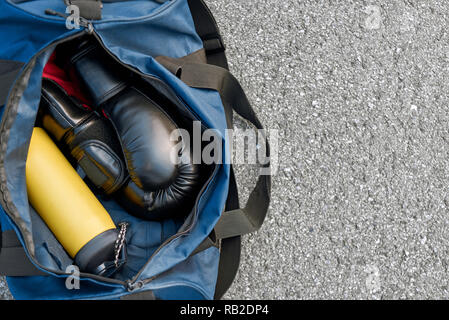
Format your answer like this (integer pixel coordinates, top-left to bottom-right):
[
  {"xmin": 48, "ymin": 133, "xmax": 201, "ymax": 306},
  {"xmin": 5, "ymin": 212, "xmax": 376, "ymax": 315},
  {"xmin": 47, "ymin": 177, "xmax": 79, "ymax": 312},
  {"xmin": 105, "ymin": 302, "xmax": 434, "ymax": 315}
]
[
  {"xmin": 40, "ymin": 78, "xmax": 201, "ymax": 220},
  {"xmin": 70, "ymin": 42, "xmax": 184, "ymax": 192},
  {"xmin": 39, "ymin": 78, "xmax": 127, "ymax": 195}
]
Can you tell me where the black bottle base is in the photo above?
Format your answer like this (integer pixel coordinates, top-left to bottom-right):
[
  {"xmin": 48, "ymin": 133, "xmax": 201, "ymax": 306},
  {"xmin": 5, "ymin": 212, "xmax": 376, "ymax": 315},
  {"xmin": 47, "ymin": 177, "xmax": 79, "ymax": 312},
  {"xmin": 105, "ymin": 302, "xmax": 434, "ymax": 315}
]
[{"xmin": 74, "ymin": 228, "xmax": 119, "ymax": 275}]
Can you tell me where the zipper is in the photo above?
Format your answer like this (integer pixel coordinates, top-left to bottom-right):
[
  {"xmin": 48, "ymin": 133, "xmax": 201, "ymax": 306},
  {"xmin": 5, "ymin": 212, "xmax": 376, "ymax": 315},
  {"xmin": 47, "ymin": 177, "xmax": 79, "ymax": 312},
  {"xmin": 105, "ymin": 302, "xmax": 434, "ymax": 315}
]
[
  {"xmin": 0, "ymin": 25, "xmax": 220, "ymax": 290},
  {"xmin": 129, "ymin": 163, "xmax": 218, "ymax": 288}
]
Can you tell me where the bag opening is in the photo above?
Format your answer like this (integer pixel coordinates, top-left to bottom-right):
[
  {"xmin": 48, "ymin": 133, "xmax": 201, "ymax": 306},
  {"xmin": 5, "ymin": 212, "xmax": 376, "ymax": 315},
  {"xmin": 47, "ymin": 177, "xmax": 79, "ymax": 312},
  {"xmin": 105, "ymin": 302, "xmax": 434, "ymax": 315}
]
[{"xmin": 2, "ymin": 35, "xmax": 216, "ymax": 283}]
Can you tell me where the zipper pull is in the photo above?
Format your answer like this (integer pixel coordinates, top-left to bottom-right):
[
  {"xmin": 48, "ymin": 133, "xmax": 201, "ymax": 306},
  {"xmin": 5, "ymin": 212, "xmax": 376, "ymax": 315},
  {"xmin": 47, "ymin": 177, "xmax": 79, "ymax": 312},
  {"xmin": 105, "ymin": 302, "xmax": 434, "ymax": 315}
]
[
  {"xmin": 126, "ymin": 280, "xmax": 144, "ymax": 292},
  {"xmin": 80, "ymin": 18, "xmax": 94, "ymax": 34}
]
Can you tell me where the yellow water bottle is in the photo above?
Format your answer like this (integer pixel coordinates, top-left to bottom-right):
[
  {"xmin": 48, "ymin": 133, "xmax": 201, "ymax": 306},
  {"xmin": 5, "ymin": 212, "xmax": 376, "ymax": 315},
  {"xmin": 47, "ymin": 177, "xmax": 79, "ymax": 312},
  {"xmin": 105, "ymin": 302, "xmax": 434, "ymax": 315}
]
[{"xmin": 26, "ymin": 127, "xmax": 120, "ymax": 275}]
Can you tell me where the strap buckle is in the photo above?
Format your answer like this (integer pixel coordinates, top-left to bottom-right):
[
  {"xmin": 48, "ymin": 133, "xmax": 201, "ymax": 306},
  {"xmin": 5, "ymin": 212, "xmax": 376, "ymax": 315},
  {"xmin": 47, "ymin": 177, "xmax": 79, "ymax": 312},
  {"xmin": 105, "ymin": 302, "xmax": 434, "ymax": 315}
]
[{"xmin": 203, "ymin": 35, "xmax": 226, "ymax": 55}]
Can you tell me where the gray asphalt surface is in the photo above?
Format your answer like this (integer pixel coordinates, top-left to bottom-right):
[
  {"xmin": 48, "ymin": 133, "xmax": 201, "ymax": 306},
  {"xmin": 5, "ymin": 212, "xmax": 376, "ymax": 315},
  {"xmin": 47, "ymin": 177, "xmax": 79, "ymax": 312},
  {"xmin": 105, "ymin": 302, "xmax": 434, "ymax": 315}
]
[{"xmin": 2, "ymin": 0, "xmax": 449, "ymax": 300}]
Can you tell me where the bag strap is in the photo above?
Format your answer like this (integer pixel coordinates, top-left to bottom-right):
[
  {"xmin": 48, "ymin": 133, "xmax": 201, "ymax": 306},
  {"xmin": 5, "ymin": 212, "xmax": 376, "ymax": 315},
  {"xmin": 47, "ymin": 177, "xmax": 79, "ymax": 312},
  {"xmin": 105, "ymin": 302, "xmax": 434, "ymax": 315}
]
[
  {"xmin": 0, "ymin": 60, "xmax": 24, "ymax": 107},
  {"xmin": 0, "ymin": 226, "xmax": 46, "ymax": 276},
  {"xmin": 187, "ymin": 0, "xmax": 229, "ymax": 69},
  {"xmin": 155, "ymin": 59, "xmax": 271, "ymax": 239},
  {"xmin": 214, "ymin": 234, "xmax": 241, "ymax": 299},
  {"xmin": 213, "ymin": 164, "xmax": 241, "ymax": 299},
  {"xmin": 64, "ymin": 0, "xmax": 102, "ymax": 20}
]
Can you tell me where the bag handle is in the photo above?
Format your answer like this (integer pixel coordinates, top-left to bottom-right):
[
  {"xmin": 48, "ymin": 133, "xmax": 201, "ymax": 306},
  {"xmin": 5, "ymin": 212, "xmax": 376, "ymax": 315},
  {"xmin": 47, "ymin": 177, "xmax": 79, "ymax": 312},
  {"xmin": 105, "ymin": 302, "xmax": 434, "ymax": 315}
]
[
  {"xmin": 156, "ymin": 57, "xmax": 272, "ymax": 240},
  {"xmin": 186, "ymin": 0, "xmax": 228, "ymax": 69},
  {"xmin": 60, "ymin": 0, "xmax": 228, "ymax": 67}
]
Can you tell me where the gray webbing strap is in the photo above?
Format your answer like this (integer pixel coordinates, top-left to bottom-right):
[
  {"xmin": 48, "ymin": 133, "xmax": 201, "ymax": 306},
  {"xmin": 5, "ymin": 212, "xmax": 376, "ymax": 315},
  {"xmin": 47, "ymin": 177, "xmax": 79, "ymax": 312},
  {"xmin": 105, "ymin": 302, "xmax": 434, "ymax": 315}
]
[{"xmin": 0, "ymin": 229, "xmax": 46, "ymax": 276}]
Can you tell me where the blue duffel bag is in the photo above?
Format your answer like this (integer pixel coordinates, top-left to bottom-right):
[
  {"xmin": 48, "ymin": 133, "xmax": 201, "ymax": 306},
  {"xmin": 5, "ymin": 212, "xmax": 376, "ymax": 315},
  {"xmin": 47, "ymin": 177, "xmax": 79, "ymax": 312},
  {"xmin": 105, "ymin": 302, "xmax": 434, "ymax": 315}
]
[{"xmin": 0, "ymin": 0, "xmax": 271, "ymax": 300}]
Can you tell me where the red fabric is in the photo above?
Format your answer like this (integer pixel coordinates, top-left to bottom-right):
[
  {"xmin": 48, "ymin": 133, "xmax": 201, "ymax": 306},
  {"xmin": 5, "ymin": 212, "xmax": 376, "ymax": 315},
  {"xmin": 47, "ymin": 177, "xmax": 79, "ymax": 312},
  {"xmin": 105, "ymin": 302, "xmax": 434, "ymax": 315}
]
[{"xmin": 42, "ymin": 53, "xmax": 92, "ymax": 107}]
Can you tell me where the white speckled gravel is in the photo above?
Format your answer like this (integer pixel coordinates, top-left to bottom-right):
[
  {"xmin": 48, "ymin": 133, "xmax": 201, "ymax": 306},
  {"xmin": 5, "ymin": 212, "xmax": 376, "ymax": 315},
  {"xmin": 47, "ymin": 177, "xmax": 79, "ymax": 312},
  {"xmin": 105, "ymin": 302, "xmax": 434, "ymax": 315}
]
[
  {"xmin": 207, "ymin": 0, "xmax": 449, "ymax": 300},
  {"xmin": 0, "ymin": 276, "xmax": 11, "ymax": 299},
  {"xmin": 2, "ymin": 0, "xmax": 449, "ymax": 300}
]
